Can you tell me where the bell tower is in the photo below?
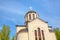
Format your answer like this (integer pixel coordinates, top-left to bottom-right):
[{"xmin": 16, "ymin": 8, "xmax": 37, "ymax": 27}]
[{"xmin": 25, "ymin": 10, "xmax": 39, "ymax": 22}]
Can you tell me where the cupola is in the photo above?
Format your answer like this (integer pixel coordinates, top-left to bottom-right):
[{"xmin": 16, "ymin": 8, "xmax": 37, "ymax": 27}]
[{"xmin": 25, "ymin": 10, "xmax": 39, "ymax": 22}]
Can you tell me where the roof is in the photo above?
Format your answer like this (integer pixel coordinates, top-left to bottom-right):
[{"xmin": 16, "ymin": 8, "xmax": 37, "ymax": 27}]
[
  {"xmin": 26, "ymin": 10, "xmax": 36, "ymax": 14},
  {"xmin": 49, "ymin": 29, "xmax": 54, "ymax": 32},
  {"xmin": 25, "ymin": 10, "xmax": 37, "ymax": 17},
  {"xmin": 48, "ymin": 26, "xmax": 52, "ymax": 28},
  {"xmin": 16, "ymin": 25, "xmax": 26, "ymax": 27},
  {"xmin": 17, "ymin": 28, "xmax": 28, "ymax": 35},
  {"xmin": 38, "ymin": 18, "xmax": 48, "ymax": 23},
  {"xmin": 27, "ymin": 18, "xmax": 48, "ymax": 23}
]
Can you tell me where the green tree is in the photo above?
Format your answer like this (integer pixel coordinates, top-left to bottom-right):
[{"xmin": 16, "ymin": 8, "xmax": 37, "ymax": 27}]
[
  {"xmin": 54, "ymin": 28, "xmax": 60, "ymax": 40},
  {"xmin": 0, "ymin": 32, "xmax": 1, "ymax": 40},
  {"xmin": 12, "ymin": 36, "xmax": 15, "ymax": 40},
  {"xmin": 0, "ymin": 25, "xmax": 10, "ymax": 40}
]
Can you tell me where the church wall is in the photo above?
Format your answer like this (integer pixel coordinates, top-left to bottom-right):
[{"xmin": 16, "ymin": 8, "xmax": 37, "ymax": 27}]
[
  {"xmin": 17, "ymin": 32, "xmax": 28, "ymax": 40},
  {"xmin": 25, "ymin": 14, "xmax": 28, "ymax": 21},
  {"xmin": 28, "ymin": 18, "xmax": 52, "ymax": 40},
  {"xmin": 49, "ymin": 32, "xmax": 56, "ymax": 40}
]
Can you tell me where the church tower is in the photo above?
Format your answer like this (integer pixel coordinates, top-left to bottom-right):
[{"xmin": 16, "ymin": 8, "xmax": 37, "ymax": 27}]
[
  {"xmin": 25, "ymin": 10, "xmax": 39, "ymax": 22},
  {"xmin": 25, "ymin": 10, "xmax": 39, "ymax": 26}
]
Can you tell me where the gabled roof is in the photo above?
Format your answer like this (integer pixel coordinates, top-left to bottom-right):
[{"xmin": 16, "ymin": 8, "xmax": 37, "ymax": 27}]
[
  {"xmin": 27, "ymin": 18, "xmax": 48, "ymax": 23},
  {"xmin": 38, "ymin": 18, "xmax": 48, "ymax": 23}
]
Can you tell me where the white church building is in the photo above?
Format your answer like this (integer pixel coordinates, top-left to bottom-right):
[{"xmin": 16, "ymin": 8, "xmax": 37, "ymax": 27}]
[{"xmin": 16, "ymin": 10, "xmax": 56, "ymax": 40}]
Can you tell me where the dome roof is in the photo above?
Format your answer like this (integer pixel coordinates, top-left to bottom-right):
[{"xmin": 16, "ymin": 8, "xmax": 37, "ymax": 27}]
[
  {"xmin": 25, "ymin": 10, "xmax": 37, "ymax": 16},
  {"xmin": 26, "ymin": 10, "xmax": 36, "ymax": 14},
  {"xmin": 25, "ymin": 10, "xmax": 37, "ymax": 17}
]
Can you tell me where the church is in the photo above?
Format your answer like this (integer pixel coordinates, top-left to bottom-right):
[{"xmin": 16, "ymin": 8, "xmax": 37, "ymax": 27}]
[{"xmin": 16, "ymin": 10, "xmax": 56, "ymax": 40}]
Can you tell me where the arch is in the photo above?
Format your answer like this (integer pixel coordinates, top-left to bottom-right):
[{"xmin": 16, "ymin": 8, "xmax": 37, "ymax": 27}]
[
  {"xmin": 38, "ymin": 28, "xmax": 41, "ymax": 40},
  {"xmin": 42, "ymin": 30, "xmax": 45, "ymax": 40},
  {"xmin": 34, "ymin": 30, "xmax": 37, "ymax": 40}
]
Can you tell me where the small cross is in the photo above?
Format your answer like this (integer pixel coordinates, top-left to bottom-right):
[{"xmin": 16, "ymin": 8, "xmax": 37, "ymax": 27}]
[{"xmin": 29, "ymin": 6, "xmax": 32, "ymax": 10}]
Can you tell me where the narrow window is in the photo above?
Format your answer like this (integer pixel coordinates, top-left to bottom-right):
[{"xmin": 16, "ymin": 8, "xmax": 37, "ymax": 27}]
[
  {"xmin": 38, "ymin": 28, "xmax": 41, "ymax": 40},
  {"xmin": 33, "ymin": 14, "xmax": 35, "ymax": 19},
  {"xmin": 29, "ymin": 14, "xmax": 31, "ymax": 20},
  {"xmin": 42, "ymin": 30, "xmax": 45, "ymax": 40},
  {"xmin": 35, "ymin": 30, "xmax": 37, "ymax": 40}
]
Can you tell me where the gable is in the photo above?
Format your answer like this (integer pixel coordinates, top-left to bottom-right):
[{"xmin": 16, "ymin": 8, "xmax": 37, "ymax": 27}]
[
  {"xmin": 29, "ymin": 18, "xmax": 48, "ymax": 24},
  {"xmin": 28, "ymin": 18, "xmax": 48, "ymax": 31},
  {"xmin": 27, "ymin": 18, "xmax": 50, "ymax": 40}
]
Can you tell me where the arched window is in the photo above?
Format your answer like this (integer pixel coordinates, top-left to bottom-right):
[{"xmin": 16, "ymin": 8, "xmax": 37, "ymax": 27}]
[
  {"xmin": 38, "ymin": 28, "xmax": 41, "ymax": 40},
  {"xmin": 29, "ymin": 14, "xmax": 31, "ymax": 20},
  {"xmin": 42, "ymin": 30, "xmax": 45, "ymax": 40},
  {"xmin": 33, "ymin": 14, "xmax": 35, "ymax": 19},
  {"xmin": 34, "ymin": 30, "xmax": 37, "ymax": 40}
]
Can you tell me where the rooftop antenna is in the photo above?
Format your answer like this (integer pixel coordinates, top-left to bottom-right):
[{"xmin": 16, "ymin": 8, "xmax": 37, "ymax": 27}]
[{"xmin": 29, "ymin": 6, "xmax": 33, "ymax": 10}]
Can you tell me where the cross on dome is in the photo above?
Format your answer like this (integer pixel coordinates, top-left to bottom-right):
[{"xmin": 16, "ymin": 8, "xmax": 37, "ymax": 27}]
[{"xmin": 29, "ymin": 6, "xmax": 33, "ymax": 10}]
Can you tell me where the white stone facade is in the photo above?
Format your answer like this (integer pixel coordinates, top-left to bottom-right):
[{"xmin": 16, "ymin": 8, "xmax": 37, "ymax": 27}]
[{"xmin": 16, "ymin": 10, "xmax": 56, "ymax": 40}]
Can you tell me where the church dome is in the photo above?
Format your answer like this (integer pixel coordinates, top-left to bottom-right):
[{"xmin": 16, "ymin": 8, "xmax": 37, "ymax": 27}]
[{"xmin": 25, "ymin": 10, "xmax": 39, "ymax": 22}]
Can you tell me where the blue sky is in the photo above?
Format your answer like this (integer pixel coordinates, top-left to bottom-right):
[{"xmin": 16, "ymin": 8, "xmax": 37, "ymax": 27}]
[{"xmin": 0, "ymin": 0, "xmax": 60, "ymax": 39}]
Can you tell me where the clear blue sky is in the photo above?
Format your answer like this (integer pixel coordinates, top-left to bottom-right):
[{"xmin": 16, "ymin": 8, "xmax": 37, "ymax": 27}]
[{"xmin": 0, "ymin": 0, "xmax": 60, "ymax": 39}]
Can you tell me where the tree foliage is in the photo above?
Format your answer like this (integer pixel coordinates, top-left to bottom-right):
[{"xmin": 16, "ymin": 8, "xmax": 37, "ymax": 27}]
[
  {"xmin": 54, "ymin": 28, "xmax": 60, "ymax": 40},
  {"xmin": 0, "ymin": 25, "xmax": 10, "ymax": 40},
  {"xmin": 12, "ymin": 36, "xmax": 15, "ymax": 40}
]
